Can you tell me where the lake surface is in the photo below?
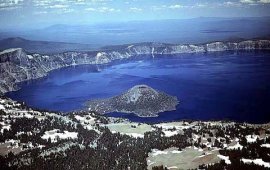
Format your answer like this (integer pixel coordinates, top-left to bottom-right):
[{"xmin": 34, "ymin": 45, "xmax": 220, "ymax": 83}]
[{"xmin": 6, "ymin": 52, "xmax": 270, "ymax": 123}]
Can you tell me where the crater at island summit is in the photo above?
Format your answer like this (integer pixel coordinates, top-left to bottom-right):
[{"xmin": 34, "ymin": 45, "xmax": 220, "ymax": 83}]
[{"xmin": 85, "ymin": 84, "xmax": 179, "ymax": 117}]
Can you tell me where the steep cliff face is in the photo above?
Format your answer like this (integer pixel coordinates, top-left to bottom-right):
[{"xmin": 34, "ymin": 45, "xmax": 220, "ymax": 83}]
[
  {"xmin": 0, "ymin": 49, "xmax": 97, "ymax": 94},
  {"xmin": 0, "ymin": 40, "xmax": 270, "ymax": 94}
]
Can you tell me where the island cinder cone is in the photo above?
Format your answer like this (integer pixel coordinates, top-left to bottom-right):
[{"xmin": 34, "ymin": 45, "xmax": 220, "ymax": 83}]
[{"xmin": 85, "ymin": 84, "xmax": 179, "ymax": 117}]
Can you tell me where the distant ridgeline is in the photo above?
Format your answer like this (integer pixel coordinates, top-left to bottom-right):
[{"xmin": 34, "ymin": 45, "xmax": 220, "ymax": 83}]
[
  {"xmin": 0, "ymin": 37, "xmax": 93, "ymax": 54},
  {"xmin": 0, "ymin": 39, "xmax": 270, "ymax": 95}
]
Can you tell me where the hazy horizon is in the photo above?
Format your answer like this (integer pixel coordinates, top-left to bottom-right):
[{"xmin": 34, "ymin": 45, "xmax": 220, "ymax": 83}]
[
  {"xmin": 0, "ymin": 0, "xmax": 270, "ymax": 30},
  {"xmin": 1, "ymin": 1, "xmax": 270, "ymax": 50},
  {"xmin": 2, "ymin": 16, "xmax": 270, "ymax": 31}
]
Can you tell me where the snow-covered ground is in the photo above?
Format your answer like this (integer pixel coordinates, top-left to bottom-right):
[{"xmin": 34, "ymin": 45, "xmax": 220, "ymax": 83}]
[
  {"xmin": 74, "ymin": 115, "xmax": 95, "ymax": 123},
  {"xmin": 155, "ymin": 122, "xmax": 193, "ymax": 130},
  {"xmin": 0, "ymin": 48, "xmax": 21, "ymax": 55},
  {"xmin": 162, "ymin": 130, "xmax": 179, "ymax": 137},
  {"xmin": 0, "ymin": 104, "xmax": 5, "ymax": 110},
  {"xmin": 111, "ymin": 131, "xmax": 145, "ymax": 138},
  {"xmin": 261, "ymin": 143, "xmax": 270, "ymax": 148},
  {"xmin": 1, "ymin": 96, "xmax": 270, "ymax": 169},
  {"xmin": 0, "ymin": 121, "xmax": 11, "ymax": 133},
  {"xmin": 73, "ymin": 114, "xmax": 97, "ymax": 131},
  {"xmin": 246, "ymin": 135, "xmax": 259, "ymax": 143},
  {"xmin": 41, "ymin": 129, "xmax": 78, "ymax": 143},
  {"xmin": 241, "ymin": 158, "xmax": 270, "ymax": 168},
  {"xmin": 217, "ymin": 155, "xmax": 231, "ymax": 164},
  {"xmin": 227, "ymin": 142, "xmax": 243, "ymax": 150},
  {"xmin": 40, "ymin": 142, "xmax": 83, "ymax": 158}
]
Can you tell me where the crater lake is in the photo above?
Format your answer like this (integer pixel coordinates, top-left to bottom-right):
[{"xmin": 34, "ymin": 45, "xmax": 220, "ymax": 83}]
[{"xmin": 6, "ymin": 52, "xmax": 270, "ymax": 123}]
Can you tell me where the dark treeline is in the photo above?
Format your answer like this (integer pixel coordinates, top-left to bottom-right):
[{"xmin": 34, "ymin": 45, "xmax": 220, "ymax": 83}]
[{"xmin": 1, "ymin": 107, "xmax": 270, "ymax": 170}]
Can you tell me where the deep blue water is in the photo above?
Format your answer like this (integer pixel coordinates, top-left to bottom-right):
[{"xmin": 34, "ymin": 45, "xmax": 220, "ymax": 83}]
[{"xmin": 6, "ymin": 52, "xmax": 270, "ymax": 123}]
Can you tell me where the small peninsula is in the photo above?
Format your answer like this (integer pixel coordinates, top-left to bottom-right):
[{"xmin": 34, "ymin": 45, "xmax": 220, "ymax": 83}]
[{"xmin": 85, "ymin": 85, "xmax": 179, "ymax": 117}]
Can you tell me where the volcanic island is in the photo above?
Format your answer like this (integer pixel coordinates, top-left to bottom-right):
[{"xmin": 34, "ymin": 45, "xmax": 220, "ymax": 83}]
[{"xmin": 85, "ymin": 84, "xmax": 179, "ymax": 117}]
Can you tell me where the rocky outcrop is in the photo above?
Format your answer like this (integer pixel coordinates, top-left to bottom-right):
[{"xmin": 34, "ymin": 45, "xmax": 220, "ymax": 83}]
[
  {"xmin": 1, "ymin": 40, "xmax": 270, "ymax": 94},
  {"xmin": 85, "ymin": 85, "xmax": 179, "ymax": 117},
  {"xmin": 0, "ymin": 48, "xmax": 97, "ymax": 94}
]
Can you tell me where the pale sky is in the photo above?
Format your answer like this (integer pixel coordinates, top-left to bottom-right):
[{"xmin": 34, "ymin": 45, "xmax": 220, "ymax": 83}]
[{"xmin": 0, "ymin": 0, "xmax": 270, "ymax": 29}]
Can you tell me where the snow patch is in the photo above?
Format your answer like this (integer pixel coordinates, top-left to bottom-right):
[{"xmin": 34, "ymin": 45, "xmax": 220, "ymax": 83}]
[
  {"xmin": 217, "ymin": 155, "xmax": 231, "ymax": 164},
  {"xmin": 123, "ymin": 133, "xmax": 144, "ymax": 138},
  {"xmin": 151, "ymin": 148, "xmax": 182, "ymax": 156},
  {"xmin": 163, "ymin": 130, "xmax": 178, "ymax": 137},
  {"xmin": 227, "ymin": 142, "xmax": 243, "ymax": 150},
  {"xmin": 96, "ymin": 52, "xmax": 106, "ymax": 58},
  {"xmin": 74, "ymin": 115, "xmax": 95, "ymax": 123},
  {"xmin": 41, "ymin": 129, "xmax": 78, "ymax": 143},
  {"xmin": 42, "ymin": 55, "xmax": 49, "ymax": 59},
  {"xmin": 261, "ymin": 144, "xmax": 270, "ymax": 148},
  {"xmin": 246, "ymin": 135, "xmax": 258, "ymax": 143},
  {"xmin": 152, "ymin": 150, "xmax": 168, "ymax": 156},
  {"xmin": 0, "ymin": 104, "xmax": 5, "ymax": 110},
  {"xmin": 156, "ymin": 123, "xmax": 192, "ymax": 131},
  {"xmin": 242, "ymin": 158, "xmax": 270, "ymax": 168},
  {"xmin": 0, "ymin": 121, "xmax": 11, "ymax": 133},
  {"xmin": 27, "ymin": 55, "xmax": 33, "ymax": 59},
  {"xmin": 127, "ymin": 45, "xmax": 134, "ymax": 49},
  {"xmin": 171, "ymin": 150, "xmax": 182, "ymax": 154},
  {"xmin": 0, "ymin": 48, "xmax": 21, "ymax": 55}
]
